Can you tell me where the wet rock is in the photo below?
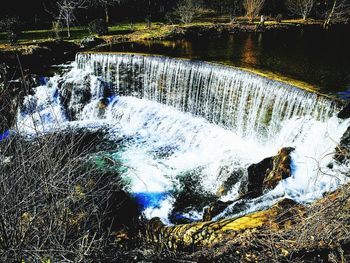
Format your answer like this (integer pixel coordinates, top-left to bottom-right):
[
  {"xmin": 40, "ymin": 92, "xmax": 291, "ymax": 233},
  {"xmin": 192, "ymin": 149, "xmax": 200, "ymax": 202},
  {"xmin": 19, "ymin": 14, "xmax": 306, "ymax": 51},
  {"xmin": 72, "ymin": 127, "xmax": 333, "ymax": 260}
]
[
  {"xmin": 202, "ymin": 200, "xmax": 234, "ymax": 222},
  {"xmin": 244, "ymin": 156, "xmax": 274, "ymax": 198},
  {"xmin": 80, "ymin": 37, "xmax": 105, "ymax": 49},
  {"xmin": 334, "ymin": 126, "xmax": 350, "ymax": 164},
  {"xmin": 0, "ymin": 68, "xmax": 38, "ymax": 131},
  {"xmin": 338, "ymin": 103, "xmax": 350, "ymax": 119},
  {"xmin": 216, "ymin": 168, "xmax": 244, "ymax": 197},
  {"xmin": 242, "ymin": 147, "xmax": 295, "ymax": 198},
  {"xmin": 146, "ymin": 198, "xmax": 302, "ymax": 250},
  {"xmin": 169, "ymin": 169, "xmax": 217, "ymax": 225},
  {"xmin": 263, "ymin": 147, "xmax": 295, "ymax": 191}
]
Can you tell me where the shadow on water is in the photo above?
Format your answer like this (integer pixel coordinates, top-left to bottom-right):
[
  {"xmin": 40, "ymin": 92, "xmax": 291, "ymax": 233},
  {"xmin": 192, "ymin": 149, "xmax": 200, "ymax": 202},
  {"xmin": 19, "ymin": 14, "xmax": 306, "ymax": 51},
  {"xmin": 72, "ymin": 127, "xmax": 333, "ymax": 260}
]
[{"xmin": 97, "ymin": 25, "xmax": 350, "ymax": 98}]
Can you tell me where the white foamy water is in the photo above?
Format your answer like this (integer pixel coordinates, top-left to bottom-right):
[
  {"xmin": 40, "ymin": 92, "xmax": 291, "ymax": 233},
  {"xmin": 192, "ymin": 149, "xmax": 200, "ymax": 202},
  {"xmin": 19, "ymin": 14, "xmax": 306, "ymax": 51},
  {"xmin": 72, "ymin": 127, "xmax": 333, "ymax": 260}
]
[{"xmin": 17, "ymin": 53, "xmax": 350, "ymax": 223}]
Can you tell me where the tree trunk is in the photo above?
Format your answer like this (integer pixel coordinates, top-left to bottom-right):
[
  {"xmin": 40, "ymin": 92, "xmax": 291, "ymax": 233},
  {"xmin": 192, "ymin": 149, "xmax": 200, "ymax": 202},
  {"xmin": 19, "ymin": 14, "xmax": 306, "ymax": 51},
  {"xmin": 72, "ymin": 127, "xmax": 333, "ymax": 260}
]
[
  {"xmin": 324, "ymin": 0, "xmax": 337, "ymax": 28},
  {"xmin": 105, "ymin": 7, "xmax": 109, "ymax": 24},
  {"xmin": 66, "ymin": 18, "xmax": 71, "ymax": 38}
]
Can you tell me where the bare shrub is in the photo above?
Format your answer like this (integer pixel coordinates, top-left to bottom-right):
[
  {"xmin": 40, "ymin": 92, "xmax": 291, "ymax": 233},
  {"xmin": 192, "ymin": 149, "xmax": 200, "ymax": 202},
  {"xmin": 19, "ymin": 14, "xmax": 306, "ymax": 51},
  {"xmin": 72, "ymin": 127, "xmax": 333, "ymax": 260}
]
[
  {"xmin": 323, "ymin": 0, "xmax": 350, "ymax": 27},
  {"xmin": 0, "ymin": 128, "xmax": 140, "ymax": 262},
  {"xmin": 243, "ymin": 0, "xmax": 265, "ymax": 22},
  {"xmin": 174, "ymin": 0, "xmax": 203, "ymax": 24},
  {"xmin": 286, "ymin": 0, "xmax": 315, "ymax": 20}
]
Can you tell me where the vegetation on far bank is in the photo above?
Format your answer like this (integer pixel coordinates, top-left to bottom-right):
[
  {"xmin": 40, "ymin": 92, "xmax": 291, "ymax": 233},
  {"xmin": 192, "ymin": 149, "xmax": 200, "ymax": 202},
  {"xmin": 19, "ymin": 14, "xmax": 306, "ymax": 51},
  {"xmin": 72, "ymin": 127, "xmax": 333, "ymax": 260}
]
[
  {"xmin": 0, "ymin": 17, "xmax": 340, "ymax": 51},
  {"xmin": 1, "ymin": 0, "xmax": 349, "ymax": 47}
]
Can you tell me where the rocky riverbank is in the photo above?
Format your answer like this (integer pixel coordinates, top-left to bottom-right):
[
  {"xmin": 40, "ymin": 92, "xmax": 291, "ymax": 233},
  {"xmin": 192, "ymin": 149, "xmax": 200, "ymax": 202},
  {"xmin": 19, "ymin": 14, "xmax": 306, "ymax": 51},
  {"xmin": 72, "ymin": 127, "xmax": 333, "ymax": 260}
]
[
  {"xmin": 131, "ymin": 182, "xmax": 350, "ymax": 263},
  {"xmin": 109, "ymin": 138, "xmax": 350, "ymax": 262}
]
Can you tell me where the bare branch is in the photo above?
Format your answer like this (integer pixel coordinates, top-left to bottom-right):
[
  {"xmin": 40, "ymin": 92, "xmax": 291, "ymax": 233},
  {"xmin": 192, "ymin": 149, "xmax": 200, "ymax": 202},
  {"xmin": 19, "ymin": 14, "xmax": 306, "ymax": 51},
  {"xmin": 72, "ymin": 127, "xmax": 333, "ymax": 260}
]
[{"xmin": 286, "ymin": 0, "xmax": 315, "ymax": 20}]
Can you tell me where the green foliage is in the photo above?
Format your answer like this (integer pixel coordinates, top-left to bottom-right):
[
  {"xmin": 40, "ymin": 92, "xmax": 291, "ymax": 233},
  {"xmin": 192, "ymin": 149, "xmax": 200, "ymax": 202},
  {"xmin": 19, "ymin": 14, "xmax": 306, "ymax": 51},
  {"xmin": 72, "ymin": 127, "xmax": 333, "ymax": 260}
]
[
  {"xmin": 88, "ymin": 19, "xmax": 109, "ymax": 36},
  {"xmin": 0, "ymin": 17, "xmax": 21, "ymax": 44}
]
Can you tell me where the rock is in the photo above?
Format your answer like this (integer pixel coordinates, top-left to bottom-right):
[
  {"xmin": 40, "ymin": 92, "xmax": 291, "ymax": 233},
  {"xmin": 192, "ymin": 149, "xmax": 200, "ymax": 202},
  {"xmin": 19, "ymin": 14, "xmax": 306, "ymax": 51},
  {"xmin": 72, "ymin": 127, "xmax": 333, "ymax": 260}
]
[
  {"xmin": 202, "ymin": 200, "xmax": 234, "ymax": 222},
  {"xmin": 242, "ymin": 147, "xmax": 295, "ymax": 198},
  {"xmin": 338, "ymin": 103, "xmax": 350, "ymax": 119},
  {"xmin": 146, "ymin": 198, "xmax": 302, "ymax": 250},
  {"xmin": 216, "ymin": 168, "xmax": 244, "ymax": 197},
  {"xmin": 334, "ymin": 126, "xmax": 350, "ymax": 164},
  {"xmin": 80, "ymin": 37, "xmax": 105, "ymax": 49},
  {"xmin": 169, "ymin": 169, "xmax": 217, "ymax": 225},
  {"xmin": 263, "ymin": 147, "xmax": 295, "ymax": 191},
  {"xmin": 0, "ymin": 71, "xmax": 38, "ymax": 131},
  {"xmin": 245, "ymin": 156, "xmax": 273, "ymax": 198}
]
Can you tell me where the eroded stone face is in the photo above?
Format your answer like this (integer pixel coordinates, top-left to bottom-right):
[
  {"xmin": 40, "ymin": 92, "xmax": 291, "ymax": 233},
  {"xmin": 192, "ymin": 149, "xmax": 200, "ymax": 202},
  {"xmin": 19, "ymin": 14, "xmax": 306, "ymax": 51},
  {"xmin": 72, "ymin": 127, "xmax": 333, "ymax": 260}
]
[
  {"xmin": 146, "ymin": 198, "xmax": 302, "ymax": 251},
  {"xmin": 335, "ymin": 126, "xmax": 350, "ymax": 165},
  {"xmin": 202, "ymin": 148, "xmax": 295, "ymax": 222},
  {"xmin": 263, "ymin": 147, "xmax": 295, "ymax": 191},
  {"xmin": 241, "ymin": 147, "xmax": 295, "ymax": 198}
]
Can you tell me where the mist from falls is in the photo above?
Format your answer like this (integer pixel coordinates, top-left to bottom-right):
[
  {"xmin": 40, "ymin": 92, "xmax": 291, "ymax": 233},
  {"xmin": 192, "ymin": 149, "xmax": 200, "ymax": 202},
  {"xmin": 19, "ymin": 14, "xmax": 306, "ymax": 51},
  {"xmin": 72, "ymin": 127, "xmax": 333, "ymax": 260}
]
[{"xmin": 17, "ymin": 53, "xmax": 350, "ymax": 223}]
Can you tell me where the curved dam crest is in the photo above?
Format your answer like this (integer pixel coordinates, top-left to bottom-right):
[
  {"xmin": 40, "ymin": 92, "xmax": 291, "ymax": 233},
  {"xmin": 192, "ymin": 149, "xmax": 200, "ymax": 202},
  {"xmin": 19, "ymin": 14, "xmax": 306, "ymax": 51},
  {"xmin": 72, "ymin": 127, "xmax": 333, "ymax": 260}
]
[
  {"xmin": 17, "ymin": 52, "xmax": 350, "ymax": 224},
  {"xmin": 76, "ymin": 53, "xmax": 338, "ymax": 140}
]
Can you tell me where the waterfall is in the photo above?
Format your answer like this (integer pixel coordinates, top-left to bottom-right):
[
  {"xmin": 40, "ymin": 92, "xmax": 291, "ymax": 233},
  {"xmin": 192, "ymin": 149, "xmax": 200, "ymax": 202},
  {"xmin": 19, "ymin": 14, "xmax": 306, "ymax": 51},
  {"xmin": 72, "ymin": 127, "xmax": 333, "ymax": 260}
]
[
  {"xmin": 75, "ymin": 53, "xmax": 337, "ymax": 141},
  {"xmin": 17, "ymin": 52, "xmax": 349, "ymax": 223}
]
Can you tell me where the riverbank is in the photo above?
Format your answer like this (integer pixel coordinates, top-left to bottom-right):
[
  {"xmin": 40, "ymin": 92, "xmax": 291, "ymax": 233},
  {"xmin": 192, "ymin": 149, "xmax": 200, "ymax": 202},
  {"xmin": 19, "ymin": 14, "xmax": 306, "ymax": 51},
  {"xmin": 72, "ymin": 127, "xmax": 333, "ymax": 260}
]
[
  {"xmin": 0, "ymin": 19, "xmax": 330, "ymax": 52},
  {"xmin": 124, "ymin": 181, "xmax": 350, "ymax": 262},
  {"xmin": 0, "ymin": 19, "xmax": 341, "ymax": 88}
]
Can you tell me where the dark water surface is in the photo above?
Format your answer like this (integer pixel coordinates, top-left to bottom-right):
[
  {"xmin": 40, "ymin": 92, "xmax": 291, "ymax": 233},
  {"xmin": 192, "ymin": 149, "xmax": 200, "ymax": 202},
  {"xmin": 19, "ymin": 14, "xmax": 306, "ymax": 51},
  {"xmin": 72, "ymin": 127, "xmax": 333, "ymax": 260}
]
[{"xmin": 97, "ymin": 25, "xmax": 350, "ymax": 99}]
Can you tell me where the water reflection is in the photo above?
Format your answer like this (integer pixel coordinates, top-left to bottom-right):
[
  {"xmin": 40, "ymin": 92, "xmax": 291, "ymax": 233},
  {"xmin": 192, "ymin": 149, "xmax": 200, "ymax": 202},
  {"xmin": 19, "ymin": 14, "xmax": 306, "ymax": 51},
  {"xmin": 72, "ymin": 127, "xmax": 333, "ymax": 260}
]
[
  {"xmin": 242, "ymin": 33, "xmax": 258, "ymax": 66},
  {"xmin": 97, "ymin": 25, "xmax": 350, "ymax": 97}
]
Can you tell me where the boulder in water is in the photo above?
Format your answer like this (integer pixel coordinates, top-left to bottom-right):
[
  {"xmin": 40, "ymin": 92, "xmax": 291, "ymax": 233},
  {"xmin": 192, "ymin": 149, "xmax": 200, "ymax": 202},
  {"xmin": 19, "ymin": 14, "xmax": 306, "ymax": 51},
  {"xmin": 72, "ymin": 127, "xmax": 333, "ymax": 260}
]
[
  {"xmin": 263, "ymin": 147, "xmax": 295, "ymax": 191},
  {"xmin": 338, "ymin": 103, "xmax": 350, "ymax": 119},
  {"xmin": 242, "ymin": 147, "xmax": 295, "ymax": 198},
  {"xmin": 244, "ymin": 156, "xmax": 273, "ymax": 198}
]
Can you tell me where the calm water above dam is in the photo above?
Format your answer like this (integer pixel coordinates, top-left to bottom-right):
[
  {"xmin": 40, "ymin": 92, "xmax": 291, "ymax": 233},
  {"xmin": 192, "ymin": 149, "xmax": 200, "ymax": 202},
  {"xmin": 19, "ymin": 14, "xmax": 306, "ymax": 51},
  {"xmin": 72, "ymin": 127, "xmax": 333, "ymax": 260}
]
[{"xmin": 98, "ymin": 25, "xmax": 350, "ymax": 99}]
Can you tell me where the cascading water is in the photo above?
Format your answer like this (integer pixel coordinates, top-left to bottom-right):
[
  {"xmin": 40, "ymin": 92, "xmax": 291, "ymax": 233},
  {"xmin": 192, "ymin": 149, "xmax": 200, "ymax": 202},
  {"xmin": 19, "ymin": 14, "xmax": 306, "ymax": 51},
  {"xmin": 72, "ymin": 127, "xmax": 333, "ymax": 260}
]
[
  {"xmin": 76, "ymin": 53, "xmax": 336, "ymax": 141},
  {"xmin": 17, "ymin": 53, "xmax": 350, "ymax": 224}
]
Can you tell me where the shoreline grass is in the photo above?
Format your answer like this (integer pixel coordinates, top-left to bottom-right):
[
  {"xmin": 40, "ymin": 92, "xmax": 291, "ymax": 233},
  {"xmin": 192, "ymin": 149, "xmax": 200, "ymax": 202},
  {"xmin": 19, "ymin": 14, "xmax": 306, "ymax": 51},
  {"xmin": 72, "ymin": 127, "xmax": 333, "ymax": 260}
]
[{"xmin": 0, "ymin": 18, "xmax": 329, "ymax": 45}]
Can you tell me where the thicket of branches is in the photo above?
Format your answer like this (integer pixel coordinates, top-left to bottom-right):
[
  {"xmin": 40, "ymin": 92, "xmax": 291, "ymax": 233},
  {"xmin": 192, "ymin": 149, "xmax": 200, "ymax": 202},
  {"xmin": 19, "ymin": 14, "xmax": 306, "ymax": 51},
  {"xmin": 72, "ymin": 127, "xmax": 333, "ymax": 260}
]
[
  {"xmin": 243, "ymin": 0, "xmax": 265, "ymax": 21},
  {"xmin": 0, "ymin": 128, "xmax": 141, "ymax": 262},
  {"xmin": 1, "ymin": 0, "xmax": 349, "ymax": 40},
  {"xmin": 286, "ymin": 0, "xmax": 315, "ymax": 20},
  {"xmin": 173, "ymin": 0, "xmax": 204, "ymax": 24}
]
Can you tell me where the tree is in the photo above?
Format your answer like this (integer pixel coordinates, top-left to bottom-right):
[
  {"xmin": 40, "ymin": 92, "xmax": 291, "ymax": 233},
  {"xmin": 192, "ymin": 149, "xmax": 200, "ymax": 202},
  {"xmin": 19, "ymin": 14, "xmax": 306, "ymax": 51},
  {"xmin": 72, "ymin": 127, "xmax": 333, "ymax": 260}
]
[
  {"xmin": 174, "ymin": 0, "xmax": 203, "ymax": 24},
  {"xmin": 0, "ymin": 17, "xmax": 21, "ymax": 44},
  {"xmin": 92, "ymin": 0, "xmax": 123, "ymax": 24},
  {"xmin": 88, "ymin": 19, "xmax": 108, "ymax": 35},
  {"xmin": 286, "ymin": 0, "xmax": 315, "ymax": 20},
  {"xmin": 210, "ymin": 0, "xmax": 243, "ymax": 21},
  {"xmin": 243, "ymin": 0, "xmax": 265, "ymax": 21},
  {"xmin": 54, "ymin": 0, "xmax": 88, "ymax": 38},
  {"xmin": 323, "ymin": 0, "xmax": 350, "ymax": 27}
]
